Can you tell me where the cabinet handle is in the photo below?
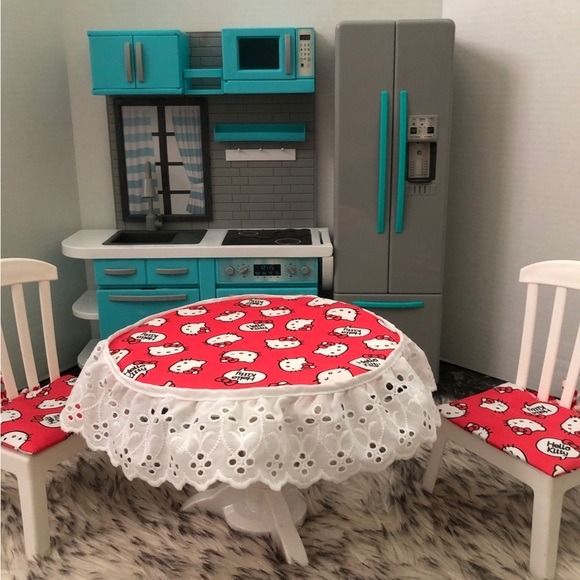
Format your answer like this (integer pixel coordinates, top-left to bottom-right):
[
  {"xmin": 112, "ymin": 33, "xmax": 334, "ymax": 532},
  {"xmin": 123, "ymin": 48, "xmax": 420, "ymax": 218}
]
[
  {"xmin": 285, "ymin": 34, "xmax": 292, "ymax": 75},
  {"xmin": 124, "ymin": 42, "xmax": 133, "ymax": 83},
  {"xmin": 395, "ymin": 89, "xmax": 409, "ymax": 234},
  {"xmin": 154, "ymin": 267, "xmax": 189, "ymax": 276},
  {"xmin": 108, "ymin": 294, "xmax": 187, "ymax": 303},
  {"xmin": 377, "ymin": 90, "xmax": 389, "ymax": 234},
  {"xmin": 353, "ymin": 300, "xmax": 424, "ymax": 310},
  {"xmin": 103, "ymin": 268, "xmax": 138, "ymax": 276},
  {"xmin": 135, "ymin": 42, "xmax": 144, "ymax": 83}
]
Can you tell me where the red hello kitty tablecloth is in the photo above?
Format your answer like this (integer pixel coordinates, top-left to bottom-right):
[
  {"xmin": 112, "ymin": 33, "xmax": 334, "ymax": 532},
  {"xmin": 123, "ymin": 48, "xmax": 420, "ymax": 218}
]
[{"xmin": 61, "ymin": 295, "xmax": 440, "ymax": 491}]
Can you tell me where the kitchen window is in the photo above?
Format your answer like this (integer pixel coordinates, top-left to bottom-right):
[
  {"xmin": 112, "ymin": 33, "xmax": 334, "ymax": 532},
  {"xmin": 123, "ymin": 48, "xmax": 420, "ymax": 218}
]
[{"xmin": 112, "ymin": 97, "xmax": 212, "ymax": 222}]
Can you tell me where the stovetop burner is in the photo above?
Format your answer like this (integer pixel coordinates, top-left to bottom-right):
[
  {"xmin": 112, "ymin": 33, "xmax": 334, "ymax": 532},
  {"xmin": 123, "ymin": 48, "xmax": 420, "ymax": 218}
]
[{"xmin": 222, "ymin": 229, "xmax": 313, "ymax": 246}]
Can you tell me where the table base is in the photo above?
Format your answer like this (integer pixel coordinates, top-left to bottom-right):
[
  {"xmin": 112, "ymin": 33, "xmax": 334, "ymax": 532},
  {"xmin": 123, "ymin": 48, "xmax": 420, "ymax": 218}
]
[{"xmin": 182, "ymin": 483, "xmax": 308, "ymax": 565}]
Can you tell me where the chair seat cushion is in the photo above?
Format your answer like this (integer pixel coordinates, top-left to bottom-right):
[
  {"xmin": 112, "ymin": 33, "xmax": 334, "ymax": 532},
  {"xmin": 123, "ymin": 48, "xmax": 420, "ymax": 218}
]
[
  {"xmin": 439, "ymin": 383, "xmax": 580, "ymax": 477},
  {"xmin": 0, "ymin": 375, "xmax": 77, "ymax": 455}
]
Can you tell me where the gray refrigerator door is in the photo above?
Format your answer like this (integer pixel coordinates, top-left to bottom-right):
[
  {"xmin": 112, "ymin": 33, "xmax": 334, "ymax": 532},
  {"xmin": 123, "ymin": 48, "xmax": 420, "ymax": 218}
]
[
  {"xmin": 334, "ymin": 293, "xmax": 442, "ymax": 381},
  {"xmin": 333, "ymin": 21, "xmax": 395, "ymax": 294},
  {"xmin": 389, "ymin": 20, "xmax": 455, "ymax": 294}
]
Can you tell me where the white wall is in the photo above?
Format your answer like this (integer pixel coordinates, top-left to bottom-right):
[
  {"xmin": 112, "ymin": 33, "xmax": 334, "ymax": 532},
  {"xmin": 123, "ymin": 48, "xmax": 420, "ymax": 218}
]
[
  {"xmin": 61, "ymin": 0, "xmax": 442, "ymax": 228},
  {"xmin": 441, "ymin": 0, "xmax": 580, "ymax": 386},
  {"xmin": 1, "ymin": 0, "xmax": 90, "ymax": 381}
]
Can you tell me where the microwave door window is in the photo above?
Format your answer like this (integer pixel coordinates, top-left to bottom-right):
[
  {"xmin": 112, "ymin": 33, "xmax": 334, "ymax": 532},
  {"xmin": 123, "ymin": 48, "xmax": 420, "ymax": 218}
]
[{"xmin": 238, "ymin": 37, "xmax": 279, "ymax": 70}]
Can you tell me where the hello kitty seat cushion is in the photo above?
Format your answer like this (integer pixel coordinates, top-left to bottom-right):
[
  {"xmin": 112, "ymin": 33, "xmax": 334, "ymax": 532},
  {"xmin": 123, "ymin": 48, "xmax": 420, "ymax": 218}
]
[
  {"xmin": 0, "ymin": 375, "xmax": 77, "ymax": 454},
  {"xmin": 439, "ymin": 383, "xmax": 580, "ymax": 477}
]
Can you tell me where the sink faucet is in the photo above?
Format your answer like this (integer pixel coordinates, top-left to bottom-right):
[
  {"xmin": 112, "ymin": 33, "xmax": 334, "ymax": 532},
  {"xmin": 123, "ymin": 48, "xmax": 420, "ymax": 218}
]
[{"xmin": 143, "ymin": 162, "xmax": 163, "ymax": 231}]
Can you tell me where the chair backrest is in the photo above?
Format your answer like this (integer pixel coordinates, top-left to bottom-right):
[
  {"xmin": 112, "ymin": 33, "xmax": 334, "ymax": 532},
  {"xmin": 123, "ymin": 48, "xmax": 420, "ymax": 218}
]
[
  {"xmin": 515, "ymin": 260, "xmax": 580, "ymax": 408},
  {"xmin": 1, "ymin": 258, "xmax": 59, "ymax": 401}
]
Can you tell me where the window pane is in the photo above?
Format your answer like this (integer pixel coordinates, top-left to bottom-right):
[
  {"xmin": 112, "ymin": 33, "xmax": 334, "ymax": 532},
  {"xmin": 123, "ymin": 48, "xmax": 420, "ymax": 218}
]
[
  {"xmin": 170, "ymin": 193, "xmax": 190, "ymax": 215},
  {"xmin": 168, "ymin": 165, "xmax": 191, "ymax": 191}
]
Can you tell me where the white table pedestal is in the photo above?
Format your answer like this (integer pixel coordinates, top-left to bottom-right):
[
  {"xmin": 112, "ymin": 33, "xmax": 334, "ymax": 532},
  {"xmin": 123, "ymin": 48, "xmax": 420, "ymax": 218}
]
[{"xmin": 182, "ymin": 483, "xmax": 308, "ymax": 565}]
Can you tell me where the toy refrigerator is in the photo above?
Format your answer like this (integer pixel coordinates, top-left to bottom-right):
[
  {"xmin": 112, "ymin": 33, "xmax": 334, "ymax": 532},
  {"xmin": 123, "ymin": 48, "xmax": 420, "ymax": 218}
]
[{"xmin": 333, "ymin": 20, "xmax": 455, "ymax": 378}]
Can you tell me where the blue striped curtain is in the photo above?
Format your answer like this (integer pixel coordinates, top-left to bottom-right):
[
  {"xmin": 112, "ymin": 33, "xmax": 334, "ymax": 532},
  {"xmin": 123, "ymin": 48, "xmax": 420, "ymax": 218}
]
[
  {"xmin": 168, "ymin": 106, "xmax": 205, "ymax": 214},
  {"xmin": 121, "ymin": 107, "xmax": 157, "ymax": 214}
]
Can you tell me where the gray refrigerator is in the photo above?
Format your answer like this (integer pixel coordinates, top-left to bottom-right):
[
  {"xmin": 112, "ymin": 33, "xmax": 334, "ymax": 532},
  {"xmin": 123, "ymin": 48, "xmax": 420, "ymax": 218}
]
[{"xmin": 333, "ymin": 20, "xmax": 455, "ymax": 378}]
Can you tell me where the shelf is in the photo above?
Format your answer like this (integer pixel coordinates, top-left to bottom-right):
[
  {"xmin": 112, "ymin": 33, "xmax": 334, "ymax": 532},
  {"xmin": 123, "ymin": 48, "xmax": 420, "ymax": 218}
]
[
  {"xmin": 213, "ymin": 123, "xmax": 306, "ymax": 142},
  {"xmin": 72, "ymin": 291, "xmax": 98, "ymax": 320},
  {"xmin": 183, "ymin": 68, "xmax": 224, "ymax": 95},
  {"xmin": 77, "ymin": 339, "xmax": 100, "ymax": 368}
]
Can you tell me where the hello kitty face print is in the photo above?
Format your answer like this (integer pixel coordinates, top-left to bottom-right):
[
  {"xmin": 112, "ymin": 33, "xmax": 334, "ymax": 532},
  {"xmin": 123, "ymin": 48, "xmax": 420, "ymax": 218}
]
[
  {"xmin": 363, "ymin": 335, "xmax": 398, "ymax": 351},
  {"xmin": 169, "ymin": 359, "xmax": 206, "ymax": 374},
  {"xmin": 1, "ymin": 409, "xmax": 22, "ymax": 423},
  {"xmin": 465, "ymin": 422, "xmax": 490, "ymax": 441},
  {"xmin": 265, "ymin": 337, "xmax": 302, "ymax": 350},
  {"xmin": 439, "ymin": 402, "xmax": 468, "ymax": 419},
  {"xmin": 220, "ymin": 350, "xmax": 259, "ymax": 363},
  {"xmin": 32, "ymin": 413, "xmax": 62, "ymax": 428},
  {"xmin": 285, "ymin": 319, "xmax": 314, "ymax": 331},
  {"xmin": 502, "ymin": 445, "xmax": 528, "ymax": 463},
  {"xmin": 325, "ymin": 307, "xmax": 358, "ymax": 322},
  {"xmin": 215, "ymin": 310, "xmax": 246, "ymax": 322},
  {"xmin": 506, "ymin": 417, "xmax": 546, "ymax": 435},
  {"xmin": 181, "ymin": 322, "xmax": 210, "ymax": 336},
  {"xmin": 107, "ymin": 295, "xmax": 402, "ymax": 390},
  {"xmin": 1, "ymin": 431, "xmax": 29, "ymax": 450},
  {"xmin": 36, "ymin": 398, "xmax": 67, "ymax": 410},
  {"xmin": 144, "ymin": 317, "xmax": 167, "ymax": 327},
  {"xmin": 314, "ymin": 342, "xmax": 348, "ymax": 357},
  {"xmin": 148, "ymin": 343, "xmax": 186, "ymax": 357},
  {"xmin": 279, "ymin": 357, "xmax": 315, "ymax": 372},
  {"xmin": 479, "ymin": 398, "xmax": 509, "ymax": 413},
  {"xmin": 206, "ymin": 334, "xmax": 243, "ymax": 348},
  {"xmin": 561, "ymin": 416, "xmax": 580, "ymax": 436}
]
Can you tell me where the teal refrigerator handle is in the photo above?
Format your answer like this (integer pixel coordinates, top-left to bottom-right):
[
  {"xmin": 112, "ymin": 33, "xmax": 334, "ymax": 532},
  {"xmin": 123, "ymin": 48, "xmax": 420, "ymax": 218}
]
[
  {"xmin": 395, "ymin": 90, "xmax": 408, "ymax": 234},
  {"xmin": 353, "ymin": 300, "xmax": 424, "ymax": 310},
  {"xmin": 376, "ymin": 91, "xmax": 389, "ymax": 234}
]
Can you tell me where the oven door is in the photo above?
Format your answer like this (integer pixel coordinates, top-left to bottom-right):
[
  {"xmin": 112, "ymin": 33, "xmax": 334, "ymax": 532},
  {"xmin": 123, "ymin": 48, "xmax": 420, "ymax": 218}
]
[
  {"xmin": 222, "ymin": 28, "xmax": 295, "ymax": 81},
  {"xmin": 216, "ymin": 286, "xmax": 318, "ymax": 298}
]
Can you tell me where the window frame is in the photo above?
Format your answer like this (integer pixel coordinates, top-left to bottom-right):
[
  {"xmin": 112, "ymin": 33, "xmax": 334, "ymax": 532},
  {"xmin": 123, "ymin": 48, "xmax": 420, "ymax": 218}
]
[{"xmin": 112, "ymin": 96, "xmax": 212, "ymax": 223}]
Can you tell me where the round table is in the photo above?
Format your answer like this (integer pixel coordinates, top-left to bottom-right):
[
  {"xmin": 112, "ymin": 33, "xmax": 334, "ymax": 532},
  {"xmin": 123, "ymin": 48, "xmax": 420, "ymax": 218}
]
[{"xmin": 61, "ymin": 295, "xmax": 440, "ymax": 565}]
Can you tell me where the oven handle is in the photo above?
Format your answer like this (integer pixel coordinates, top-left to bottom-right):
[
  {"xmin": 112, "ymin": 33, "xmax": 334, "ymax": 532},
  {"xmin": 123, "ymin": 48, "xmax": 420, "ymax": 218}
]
[
  {"xmin": 108, "ymin": 294, "xmax": 187, "ymax": 303},
  {"xmin": 284, "ymin": 34, "xmax": 292, "ymax": 75},
  {"xmin": 353, "ymin": 300, "xmax": 424, "ymax": 310}
]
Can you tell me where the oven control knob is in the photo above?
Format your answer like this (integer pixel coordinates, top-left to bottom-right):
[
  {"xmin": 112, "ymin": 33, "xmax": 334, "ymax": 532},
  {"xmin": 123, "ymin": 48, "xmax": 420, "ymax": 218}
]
[
  {"xmin": 287, "ymin": 266, "xmax": 297, "ymax": 275},
  {"xmin": 224, "ymin": 266, "xmax": 235, "ymax": 276},
  {"xmin": 300, "ymin": 265, "xmax": 311, "ymax": 276},
  {"xmin": 238, "ymin": 265, "xmax": 249, "ymax": 275}
]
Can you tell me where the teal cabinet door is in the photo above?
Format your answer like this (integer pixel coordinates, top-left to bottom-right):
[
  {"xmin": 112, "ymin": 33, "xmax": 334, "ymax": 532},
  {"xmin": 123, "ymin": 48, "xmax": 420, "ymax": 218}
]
[
  {"xmin": 134, "ymin": 34, "xmax": 182, "ymax": 90},
  {"xmin": 98, "ymin": 288, "xmax": 200, "ymax": 337},
  {"xmin": 89, "ymin": 34, "xmax": 134, "ymax": 92}
]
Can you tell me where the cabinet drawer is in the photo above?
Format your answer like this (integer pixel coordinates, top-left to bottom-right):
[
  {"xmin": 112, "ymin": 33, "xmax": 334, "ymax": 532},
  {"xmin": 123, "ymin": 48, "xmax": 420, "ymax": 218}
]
[
  {"xmin": 94, "ymin": 259, "xmax": 147, "ymax": 286},
  {"xmin": 97, "ymin": 288, "xmax": 200, "ymax": 337},
  {"xmin": 146, "ymin": 259, "xmax": 199, "ymax": 286}
]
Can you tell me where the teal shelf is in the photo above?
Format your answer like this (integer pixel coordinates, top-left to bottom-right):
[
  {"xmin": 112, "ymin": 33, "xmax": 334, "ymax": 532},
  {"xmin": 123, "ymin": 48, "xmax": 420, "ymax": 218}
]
[
  {"xmin": 213, "ymin": 123, "xmax": 306, "ymax": 142},
  {"xmin": 183, "ymin": 68, "xmax": 224, "ymax": 95}
]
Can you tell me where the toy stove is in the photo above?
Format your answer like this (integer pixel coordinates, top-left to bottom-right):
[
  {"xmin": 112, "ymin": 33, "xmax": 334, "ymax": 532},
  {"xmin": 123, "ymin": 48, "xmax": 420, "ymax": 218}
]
[{"xmin": 216, "ymin": 228, "xmax": 333, "ymax": 296}]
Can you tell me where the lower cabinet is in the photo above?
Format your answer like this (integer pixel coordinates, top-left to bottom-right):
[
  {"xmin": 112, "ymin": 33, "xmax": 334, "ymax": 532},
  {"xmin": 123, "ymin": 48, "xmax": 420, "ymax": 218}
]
[
  {"xmin": 97, "ymin": 288, "xmax": 200, "ymax": 337},
  {"xmin": 94, "ymin": 258, "xmax": 201, "ymax": 337}
]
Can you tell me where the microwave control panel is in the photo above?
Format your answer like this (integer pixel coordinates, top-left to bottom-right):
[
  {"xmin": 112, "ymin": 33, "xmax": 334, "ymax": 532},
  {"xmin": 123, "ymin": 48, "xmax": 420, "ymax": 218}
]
[{"xmin": 297, "ymin": 28, "xmax": 315, "ymax": 77}]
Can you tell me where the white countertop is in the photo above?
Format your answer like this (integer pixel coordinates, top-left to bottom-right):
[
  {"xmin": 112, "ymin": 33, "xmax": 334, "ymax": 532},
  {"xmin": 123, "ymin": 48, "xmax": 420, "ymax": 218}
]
[{"xmin": 62, "ymin": 228, "xmax": 333, "ymax": 259}]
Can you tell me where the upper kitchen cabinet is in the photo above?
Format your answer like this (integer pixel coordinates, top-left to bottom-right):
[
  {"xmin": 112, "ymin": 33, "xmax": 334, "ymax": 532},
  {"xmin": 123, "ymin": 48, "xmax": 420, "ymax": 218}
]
[{"xmin": 88, "ymin": 30, "xmax": 188, "ymax": 95}]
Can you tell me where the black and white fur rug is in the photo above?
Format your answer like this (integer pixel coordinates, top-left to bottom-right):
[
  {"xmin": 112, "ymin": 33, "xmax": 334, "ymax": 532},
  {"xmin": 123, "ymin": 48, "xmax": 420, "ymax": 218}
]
[{"xmin": 2, "ymin": 444, "xmax": 579, "ymax": 579}]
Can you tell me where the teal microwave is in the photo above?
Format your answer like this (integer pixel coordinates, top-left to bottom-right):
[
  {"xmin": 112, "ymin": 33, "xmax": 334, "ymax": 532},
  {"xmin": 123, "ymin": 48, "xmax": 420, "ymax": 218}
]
[{"xmin": 221, "ymin": 27, "xmax": 315, "ymax": 94}]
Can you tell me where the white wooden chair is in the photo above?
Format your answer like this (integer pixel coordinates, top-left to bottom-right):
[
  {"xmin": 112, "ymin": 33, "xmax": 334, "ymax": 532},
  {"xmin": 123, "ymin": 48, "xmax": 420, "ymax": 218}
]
[
  {"xmin": 423, "ymin": 260, "xmax": 580, "ymax": 580},
  {"xmin": 1, "ymin": 258, "xmax": 85, "ymax": 558}
]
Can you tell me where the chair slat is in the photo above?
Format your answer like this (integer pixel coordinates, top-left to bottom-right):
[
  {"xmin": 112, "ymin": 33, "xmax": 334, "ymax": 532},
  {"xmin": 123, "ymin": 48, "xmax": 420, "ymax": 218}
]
[
  {"xmin": 39, "ymin": 281, "xmax": 59, "ymax": 382},
  {"xmin": 560, "ymin": 324, "xmax": 580, "ymax": 408},
  {"xmin": 1, "ymin": 327, "xmax": 19, "ymax": 400},
  {"xmin": 537, "ymin": 286, "xmax": 567, "ymax": 402},
  {"xmin": 516, "ymin": 283, "xmax": 538, "ymax": 388},
  {"xmin": 11, "ymin": 283, "xmax": 39, "ymax": 389}
]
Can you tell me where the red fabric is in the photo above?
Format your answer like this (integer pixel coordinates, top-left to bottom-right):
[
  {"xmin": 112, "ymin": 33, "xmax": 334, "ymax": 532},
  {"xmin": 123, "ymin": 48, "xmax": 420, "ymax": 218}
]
[
  {"xmin": 1, "ymin": 375, "xmax": 77, "ymax": 455},
  {"xmin": 441, "ymin": 385, "xmax": 580, "ymax": 477},
  {"xmin": 108, "ymin": 296, "xmax": 401, "ymax": 390}
]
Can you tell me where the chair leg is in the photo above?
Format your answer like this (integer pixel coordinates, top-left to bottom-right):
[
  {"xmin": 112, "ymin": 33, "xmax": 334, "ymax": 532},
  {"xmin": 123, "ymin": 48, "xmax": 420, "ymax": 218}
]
[
  {"xmin": 17, "ymin": 469, "xmax": 50, "ymax": 558},
  {"xmin": 422, "ymin": 423, "xmax": 448, "ymax": 493},
  {"xmin": 529, "ymin": 480, "xmax": 563, "ymax": 580}
]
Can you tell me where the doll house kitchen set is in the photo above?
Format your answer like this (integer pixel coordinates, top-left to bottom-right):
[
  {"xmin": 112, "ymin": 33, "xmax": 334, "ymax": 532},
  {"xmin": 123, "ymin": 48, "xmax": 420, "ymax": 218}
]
[{"xmin": 63, "ymin": 21, "xmax": 454, "ymax": 376}]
